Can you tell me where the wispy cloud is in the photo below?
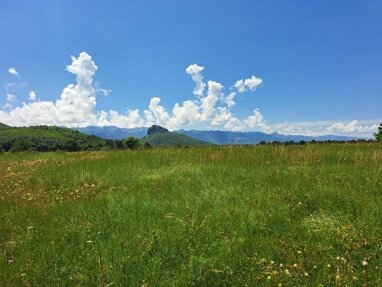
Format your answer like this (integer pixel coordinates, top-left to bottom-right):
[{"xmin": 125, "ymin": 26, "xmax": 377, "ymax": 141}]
[
  {"xmin": 4, "ymin": 83, "xmax": 17, "ymax": 93},
  {"xmin": 6, "ymin": 94, "xmax": 17, "ymax": 102},
  {"xmin": 99, "ymin": 88, "xmax": 112, "ymax": 96}
]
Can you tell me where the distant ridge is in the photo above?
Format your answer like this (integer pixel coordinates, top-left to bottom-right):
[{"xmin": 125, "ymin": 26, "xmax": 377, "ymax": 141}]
[
  {"xmin": 75, "ymin": 126, "xmax": 147, "ymax": 140},
  {"xmin": 177, "ymin": 130, "xmax": 359, "ymax": 144},
  {"xmin": 74, "ymin": 125, "xmax": 359, "ymax": 144}
]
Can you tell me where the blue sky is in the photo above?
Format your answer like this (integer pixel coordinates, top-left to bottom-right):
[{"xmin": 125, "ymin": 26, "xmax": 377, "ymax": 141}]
[{"xmin": 0, "ymin": 0, "xmax": 381, "ymax": 136}]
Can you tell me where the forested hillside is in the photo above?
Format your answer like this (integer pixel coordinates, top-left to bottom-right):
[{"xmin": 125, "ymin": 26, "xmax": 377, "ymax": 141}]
[{"xmin": 0, "ymin": 124, "xmax": 122, "ymax": 152}]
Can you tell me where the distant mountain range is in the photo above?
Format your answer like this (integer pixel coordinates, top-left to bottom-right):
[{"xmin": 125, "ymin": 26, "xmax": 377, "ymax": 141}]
[
  {"xmin": 75, "ymin": 126, "xmax": 358, "ymax": 144},
  {"xmin": 75, "ymin": 126, "xmax": 147, "ymax": 139},
  {"xmin": 178, "ymin": 130, "xmax": 358, "ymax": 144}
]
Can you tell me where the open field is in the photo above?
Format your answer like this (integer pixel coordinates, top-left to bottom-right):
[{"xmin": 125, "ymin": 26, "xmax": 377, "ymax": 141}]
[{"xmin": 1, "ymin": 143, "xmax": 382, "ymax": 286}]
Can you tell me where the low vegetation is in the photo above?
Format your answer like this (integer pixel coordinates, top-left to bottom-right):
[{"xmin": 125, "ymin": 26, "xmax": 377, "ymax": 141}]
[{"xmin": 1, "ymin": 143, "xmax": 381, "ymax": 286}]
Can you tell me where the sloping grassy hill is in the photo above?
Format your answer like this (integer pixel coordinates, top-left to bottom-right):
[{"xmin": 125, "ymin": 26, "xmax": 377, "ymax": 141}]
[
  {"xmin": 0, "ymin": 124, "xmax": 115, "ymax": 152},
  {"xmin": 142, "ymin": 131, "xmax": 211, "ymax": 147},
  {"xmin": 141, "ymin": 125, "xmax": 211, "ymax": 147},
  {"xmin": 0, "ymin": 123, "xmax": 10, "ymax": 130}
]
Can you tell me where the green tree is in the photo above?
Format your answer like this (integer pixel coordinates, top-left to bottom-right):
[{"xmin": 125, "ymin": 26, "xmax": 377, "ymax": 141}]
[
  {"xmin": 63, "ymin": 140, "xmax": 80, "ymax": 152},
  {"xmin": 143, "ymin": 142, "xmax": 153, "ymax": 149},
  {"xmin": 10, "ymin": 139, "xmax": 34, "ymax": 152},
  {"xmin": 374, "ymin": 123, "xmax": 382, "ymax": 141},
  {"xmin": 124, "ymin": 137, "xmax": 141, "ymax": 149}
]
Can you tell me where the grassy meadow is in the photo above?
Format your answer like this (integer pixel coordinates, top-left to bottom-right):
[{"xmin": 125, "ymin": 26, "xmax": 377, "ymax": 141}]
[{"xmin": 0, "ymin": 143, "xmax": 382, "ymax": 286}]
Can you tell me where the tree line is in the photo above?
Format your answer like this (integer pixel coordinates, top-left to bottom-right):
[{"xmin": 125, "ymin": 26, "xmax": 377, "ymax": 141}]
[
  {"xmin": 0, "ymin": 135, "xmax": 150, "ymax": 153},
  {"xmin": 0, "ymin": 125, "xmax": 150, "ymax": 153}
]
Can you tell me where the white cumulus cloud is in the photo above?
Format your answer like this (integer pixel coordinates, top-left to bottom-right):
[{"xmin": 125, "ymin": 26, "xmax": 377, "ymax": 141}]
[
  {"xmin": 186, "ymin": 64, "xmax": 206, "ymax": 98},
  {"xmin": 327, "ymin": 120, "xmax": 378, "ymax": 135},
  {"xmin": 1, "ymin": 54, "xmax": 267, "ymax": 131},
  {"xmin": 8, "ymin": 67, "xmax": 19, "ymax": 77},
  {"xmin": 170, "ymin": 100, "xmax": 201, "ymax": 128},
  {"xmin": 0, "ymin": 53, "xmax": 144, "ymax": 128},
  {"xmin": 234, "ymin": 75, "xmax": 263, "ymax": 93},
  {"xmin": 97, "ymin": 109, "xmax": 144, "ymax": 128},
  {"xmin": 28, "ymin": 91, "xmax": 37, "ymax": 101},
  {"xmin": 201, "ymin": 81, "xmax": 223, "ymax": 120},
  {"xmin": 270, "ymin": 120, "xmax": 379, "ymax": 138},
  {"xmin": 244, "ymin": 109, "xmax": 270, "ymax": 132}
]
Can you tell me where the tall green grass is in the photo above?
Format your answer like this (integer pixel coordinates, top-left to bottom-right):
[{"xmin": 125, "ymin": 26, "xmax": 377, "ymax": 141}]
[{"xmin": 1, "ymin": 143, "xmax": 381, "ymax": 286}]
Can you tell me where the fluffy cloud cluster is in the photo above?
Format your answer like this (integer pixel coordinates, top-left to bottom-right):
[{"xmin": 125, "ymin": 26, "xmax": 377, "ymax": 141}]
[
  {"xmin": 2, "ymin": 53, "xmax": 98, "ymax": 127},
  {"xmin": 234, "ymin": 75, "xmax": 263, "ymax": 93},
  {"xmin": 142, "ymin": 65, "xmax": 268, "ymax": 131},
  {"xmin": 185, "ymin": 64, "xmax": 206, "ymax": 97},
  {"xmin": 270, "ymin": 120, "xmax": 379, "ymax": 138},
  {"xmin": 1, "ymin": 53, "xmax": 132, "ymax": 127},
  {"xmin": 1, "ymin": 53, "xmax": 267, "ymax": 131},
  {"xmin": 327, "ymin": 120, "xmax": 378, "ymax": 136},
  {"xmin": 0, "ymin": 52, "xmax": 379, "ymax": 137}
]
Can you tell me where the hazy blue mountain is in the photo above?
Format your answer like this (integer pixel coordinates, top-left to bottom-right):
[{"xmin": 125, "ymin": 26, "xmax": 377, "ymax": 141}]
[
  {"xmin": 74, "ymin": 126, "xmax": 359, "ymax": 144},
  {"xmin": 177, "ymin": 130, "xmax": 358, "ymax": 144},
  {"xmin": 75, "ymin": 126, "xmax": 147, "ymax": 140},
  {"xmin": 269, "ymin": 132, "xmax": 357, "ymax": 142},
  {"xmin": 176, "ymin": 129, "xmax": 278, "ymax": 144}
]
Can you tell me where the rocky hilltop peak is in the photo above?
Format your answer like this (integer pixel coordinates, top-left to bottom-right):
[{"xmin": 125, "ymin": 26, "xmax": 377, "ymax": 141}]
[{"xmin": 147, "ymin": 125, "xmax": 169, "ymax": 136}]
